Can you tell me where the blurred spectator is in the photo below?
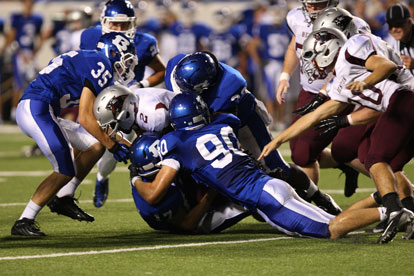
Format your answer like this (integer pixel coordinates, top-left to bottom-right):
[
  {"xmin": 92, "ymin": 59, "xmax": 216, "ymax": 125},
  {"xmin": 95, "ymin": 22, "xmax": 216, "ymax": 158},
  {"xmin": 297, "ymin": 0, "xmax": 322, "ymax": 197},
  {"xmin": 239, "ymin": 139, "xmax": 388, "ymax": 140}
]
[
  {"xmin": 0, "ymin": 0, "xmax": 43, "ymax": 123},
  {"xmin": 247, "ymin": 1, "xmax": 292, "ymax": 131},
  {"xmin": 205, "ymin": 7, "xmax": 246, "ymax": 69}
]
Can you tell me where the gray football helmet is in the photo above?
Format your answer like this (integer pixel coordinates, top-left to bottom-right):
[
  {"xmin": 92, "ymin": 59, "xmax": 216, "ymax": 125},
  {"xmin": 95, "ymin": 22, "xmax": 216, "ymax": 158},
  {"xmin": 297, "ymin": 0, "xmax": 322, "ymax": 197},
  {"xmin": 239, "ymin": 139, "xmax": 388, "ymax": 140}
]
[
  {"xmin": 93, "ymin": 85, "xmax": 138, "ymax": 138},
  {"xmin": 300, "ymin": 0, "xmax": 339, "ymax": 23},
  {"xmin": 301, "ymin": 27, "xmax": 347, "ymax": 83},
  {"xmin": 313, "ymin": 7, "xmax": 358, "ymax": 38}
]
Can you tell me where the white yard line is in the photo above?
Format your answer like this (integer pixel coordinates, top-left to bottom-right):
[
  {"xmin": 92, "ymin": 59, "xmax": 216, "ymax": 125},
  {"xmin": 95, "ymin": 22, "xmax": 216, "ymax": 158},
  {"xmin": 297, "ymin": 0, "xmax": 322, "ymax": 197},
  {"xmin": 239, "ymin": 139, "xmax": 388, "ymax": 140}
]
[{"xmin": 0, "ymin": 237, "xmax": 293, "ymax": 261}]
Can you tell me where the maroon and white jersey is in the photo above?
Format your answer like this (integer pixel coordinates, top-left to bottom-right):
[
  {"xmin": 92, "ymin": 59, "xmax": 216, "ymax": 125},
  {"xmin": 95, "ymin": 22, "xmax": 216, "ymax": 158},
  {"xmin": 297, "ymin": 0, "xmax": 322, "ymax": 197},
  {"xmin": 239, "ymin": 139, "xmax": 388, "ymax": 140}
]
[
  {"xmin": 287, "ymin": 7, "xmax": 371, "ymax": 93},
  {"xmin": 328, "ymin": 34, "xmax": 410, "ymax": 112},
  {"xmin": 129, "ymin": 86, "xmax": 175, "ymax": 132}
]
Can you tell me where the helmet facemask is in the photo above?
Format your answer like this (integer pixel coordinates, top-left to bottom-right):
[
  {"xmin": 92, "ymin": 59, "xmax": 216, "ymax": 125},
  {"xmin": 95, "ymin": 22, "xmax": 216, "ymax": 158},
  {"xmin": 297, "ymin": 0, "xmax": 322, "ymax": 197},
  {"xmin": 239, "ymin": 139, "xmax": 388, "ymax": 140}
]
[
  {"xmin": 101, "ymin": 15, "xmax": 136, "ymax": 38},
  {"xmin": 113, "ymin": 51, "xmax": 138, "ymax": 85},
  {"xmin": 301, "ymin": 28, "xmax": 346, "ymax": 83},
  {"xmin": 94, "ymin": 86, "xmax": 138, "ymax": 138}
]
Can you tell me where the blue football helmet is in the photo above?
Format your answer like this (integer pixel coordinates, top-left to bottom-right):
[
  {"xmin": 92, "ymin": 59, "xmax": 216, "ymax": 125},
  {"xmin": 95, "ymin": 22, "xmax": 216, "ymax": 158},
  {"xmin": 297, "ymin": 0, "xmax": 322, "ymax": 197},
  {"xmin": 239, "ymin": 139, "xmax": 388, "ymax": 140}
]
[
  {"xmin": 169, "ymin": 92, "xmax": 210, "ymax": 130},
  {"xmin": 101, "ymin": 0, "xmax": 136, "ymax": 38},
  {"xmin": 173, "ymin": 52, "xmax": 219, "ymax": 94},
  {"xmin": 96, "ymin": 32, "xmax": 138, "ymax": 85},
  {"xmin": 130, "ymin": 132, "xmax": 162, "ymax": 177}
]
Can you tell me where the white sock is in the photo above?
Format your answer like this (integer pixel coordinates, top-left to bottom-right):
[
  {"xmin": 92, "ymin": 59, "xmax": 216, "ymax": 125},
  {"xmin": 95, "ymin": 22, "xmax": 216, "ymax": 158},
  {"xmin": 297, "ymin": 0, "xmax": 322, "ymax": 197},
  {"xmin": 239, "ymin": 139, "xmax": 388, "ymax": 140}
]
[
  {"xmin": 306, "ymin": 180, "xmax": 318, "ymax": 198},
  {"xmin": 19, "ymin": 200, "xmax": 42, "ymax": 220},
  {"xmin": 56, "ymin": 177, "xmax": 81, "ymax": 198},
  {"xmin": 378, "ymin": 207, "xmax": 387, "ymax": 221},
  {"xmin": 96, "ymin": 150, "xmax": 117, "ymax": 181}
]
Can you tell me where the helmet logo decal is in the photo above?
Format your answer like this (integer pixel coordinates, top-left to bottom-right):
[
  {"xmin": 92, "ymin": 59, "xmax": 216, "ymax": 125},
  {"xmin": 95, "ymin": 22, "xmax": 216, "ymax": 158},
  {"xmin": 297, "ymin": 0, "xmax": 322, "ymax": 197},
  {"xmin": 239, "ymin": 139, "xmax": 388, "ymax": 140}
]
[
  {"xmin": 107, "ymin": 94, "xmax": 128, "ymax": 119},
  {"xmin": 333, "ymin": 15, "xmax": 351, "ymax": 30}
]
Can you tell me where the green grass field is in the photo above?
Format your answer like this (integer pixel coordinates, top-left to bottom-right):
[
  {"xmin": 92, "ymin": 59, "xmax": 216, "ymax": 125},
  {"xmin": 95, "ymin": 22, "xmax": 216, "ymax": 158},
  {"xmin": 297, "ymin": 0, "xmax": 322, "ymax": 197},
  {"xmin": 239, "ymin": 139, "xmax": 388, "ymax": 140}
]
[{"xmin": 1, "ymin": 126, "xmax": 413, "ymax": 276}]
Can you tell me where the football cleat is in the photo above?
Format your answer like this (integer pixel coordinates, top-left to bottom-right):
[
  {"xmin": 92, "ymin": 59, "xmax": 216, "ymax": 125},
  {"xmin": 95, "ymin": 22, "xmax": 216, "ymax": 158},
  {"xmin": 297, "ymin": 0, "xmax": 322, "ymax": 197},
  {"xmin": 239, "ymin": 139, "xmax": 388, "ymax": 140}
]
[
  {"xmin": 47, "ymin": 196, "xmax": 94, "ymax": 222},
  {"xmin": 337, "ymin": 164, "xmax": 359, "ymax": 197},
  {"xmin": 311, "ymin": 190, "xmax": 342, "ymax": 215},
  {"xmin": 94, "ymin": 179, "xmax": 109, "ymax": 208},
  {"xmin": 377, "ymin": 208, "xmax": 414, "ymax": 244},
  {"xmin": 11, "ymin": 218, "xmax": 45, "ymax": 237}
]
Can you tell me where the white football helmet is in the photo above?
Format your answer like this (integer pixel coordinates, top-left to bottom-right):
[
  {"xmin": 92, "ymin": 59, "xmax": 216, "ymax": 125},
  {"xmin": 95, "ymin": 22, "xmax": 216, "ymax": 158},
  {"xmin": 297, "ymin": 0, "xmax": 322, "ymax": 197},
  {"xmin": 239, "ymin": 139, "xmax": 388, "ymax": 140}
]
[
  {"xmin": 93, "ymin": 85, "xmax": 139, "ymax": 138},
  {"xmin": 301, "ymin": 27, "xmax": 347, "ymax": 83},
  {"xmin": 313, "ymin": 7, "xmax": 358, "ymax": 38},
  {"xmin": 301, "ymin": 0, "xmax": 338, "ymax": 23}
]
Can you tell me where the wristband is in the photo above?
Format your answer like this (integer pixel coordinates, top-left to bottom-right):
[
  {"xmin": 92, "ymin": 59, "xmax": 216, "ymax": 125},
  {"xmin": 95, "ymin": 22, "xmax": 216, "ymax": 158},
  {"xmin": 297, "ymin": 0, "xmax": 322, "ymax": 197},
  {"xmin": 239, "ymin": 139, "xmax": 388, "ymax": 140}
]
[
  {"xmin": 346, "ymin": 114, "xmax": 354, "ymax": 126},
  {"xmin": 280, "ymin": 72, "xmax": 290, "ymax": 82},
  {"xmin": 131, "ymin": 176, "xmax": 142, "ymax": 184},
  {"xmin": 139, "ymin": 79, "xmax": 150, "ymax": 88},
  {"xmin": 319, "ymin": 89, "xmax": 327, "ymax": 96}
]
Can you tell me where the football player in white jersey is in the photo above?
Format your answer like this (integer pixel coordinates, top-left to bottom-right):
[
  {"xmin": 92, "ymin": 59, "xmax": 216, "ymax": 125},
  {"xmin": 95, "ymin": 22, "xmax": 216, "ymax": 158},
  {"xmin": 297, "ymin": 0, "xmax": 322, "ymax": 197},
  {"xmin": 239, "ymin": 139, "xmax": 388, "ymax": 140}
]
[
  {"xmin": 275, "ymin": 2, "xmax": 370, "ymax": 192},
  {"xmin": 260, "ymin": 27, "xmax": 414, "ymax": 243},
  {"xmin": 91, "ymin": 85, "xmax": 175, "ymax": 206}
]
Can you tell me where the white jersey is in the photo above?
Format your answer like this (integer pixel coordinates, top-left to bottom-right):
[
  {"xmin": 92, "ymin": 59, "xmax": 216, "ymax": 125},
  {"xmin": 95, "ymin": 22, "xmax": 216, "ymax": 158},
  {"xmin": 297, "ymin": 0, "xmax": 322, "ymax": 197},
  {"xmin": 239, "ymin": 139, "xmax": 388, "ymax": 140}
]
[
  {"xmin": 286, "ymin": 8, "xmax": 371, "ymax": 93},
  {"xmin": 129, "ymin": 86, "xmax": 175, "ymax": 132},
  {"xmin": 328, "ymin": 34, "xmax": 410, "ymax": 112}
]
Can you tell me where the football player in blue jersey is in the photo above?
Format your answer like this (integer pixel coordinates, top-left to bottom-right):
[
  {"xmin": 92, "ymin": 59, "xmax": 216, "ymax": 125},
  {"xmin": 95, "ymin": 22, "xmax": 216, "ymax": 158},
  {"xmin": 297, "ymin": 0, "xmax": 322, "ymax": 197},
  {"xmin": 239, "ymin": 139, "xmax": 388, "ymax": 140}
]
[
  {"xmin": 78, "ymin": 0, "xmax": 166, "ymax": 208},
  {"xmin": 165, "ymin": 51, "xmax": 342, "ymax": 215},
  {"xmin": 0, "ymin": 0, "xmax": 44, "ymax": 123},
  {"xmin": 246, "ymin": 3, "xmax": 292, "ymax": 131},
  {"xmin": 131, "ymin": 92, "xmax": 388, "ymax": 240},
  {"xmin": 79, "ymin": 0, "xmax": 165, "ymax": 88},
  {"xmin": 10, "ymin": 32, "xmax": 136, "ymax": 237},
  {"xmin": 129, "ymin": 132, "xmax": 249, "ymax": 233}
]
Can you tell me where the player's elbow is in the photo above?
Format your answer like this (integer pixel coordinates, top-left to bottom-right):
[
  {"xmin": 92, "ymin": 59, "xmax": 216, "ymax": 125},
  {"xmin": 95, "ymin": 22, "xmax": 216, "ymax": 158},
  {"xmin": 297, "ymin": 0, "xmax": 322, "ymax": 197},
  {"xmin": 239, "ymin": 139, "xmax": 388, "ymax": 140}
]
[{"xmin": 144, "ymin": 193, "xmax": 163, "ymax": 205}]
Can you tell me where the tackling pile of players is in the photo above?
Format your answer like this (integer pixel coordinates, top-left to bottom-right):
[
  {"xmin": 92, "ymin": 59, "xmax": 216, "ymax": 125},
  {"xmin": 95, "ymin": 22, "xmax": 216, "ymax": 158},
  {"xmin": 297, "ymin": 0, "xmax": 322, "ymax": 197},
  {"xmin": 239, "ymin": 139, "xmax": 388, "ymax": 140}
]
[{"xmin": 7, "ymin": 0, "xmax": 414, "ymax": 245}]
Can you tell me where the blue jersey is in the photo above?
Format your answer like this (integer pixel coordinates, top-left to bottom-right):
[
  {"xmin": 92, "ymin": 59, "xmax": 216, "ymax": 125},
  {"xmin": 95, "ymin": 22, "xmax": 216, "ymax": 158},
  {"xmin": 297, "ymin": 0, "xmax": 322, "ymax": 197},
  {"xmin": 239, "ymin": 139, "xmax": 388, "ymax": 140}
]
[
  {"xmin": 165, "ymin": 54, "xmax": 247, "ymax": 114},
  {"xmin": 21, "ymin": 50, "xmax": 114, "ymax": 114},
  {"xmin": 168, "ymin": 22, "xmax": 211, "ymax": 54},
  {"xmin": 131, "ymin": 180, "xmax": 186, "ymax": 231},
  {"xmin": 80, "ymin": 27, "xmax": 159, "ymax": 81},
  {"xmin": 136, "ymin": 18, "xmax": 161, "ymax": 37},
  {"xmin": 11, "ymin": 13, "xmax": 43, "ymax": 50},
  {"xmin": 207, "ymin": 25, "xmax": 245, "ymax": 65},
  {"xmin": 159, "ymin": 114, "xmax": 270, "ymax": 210},
  {"xmin": 255, "ymin": 22, "xmax": 291, "ymax": 61}
]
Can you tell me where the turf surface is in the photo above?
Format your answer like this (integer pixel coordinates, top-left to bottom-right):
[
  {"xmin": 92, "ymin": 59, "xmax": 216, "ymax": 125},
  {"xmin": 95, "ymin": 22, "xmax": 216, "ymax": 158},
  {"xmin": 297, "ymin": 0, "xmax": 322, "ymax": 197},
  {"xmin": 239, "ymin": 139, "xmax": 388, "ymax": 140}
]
[{"xmin": 1, "ymin": 127, "xmax": 413, "ymax": 275}]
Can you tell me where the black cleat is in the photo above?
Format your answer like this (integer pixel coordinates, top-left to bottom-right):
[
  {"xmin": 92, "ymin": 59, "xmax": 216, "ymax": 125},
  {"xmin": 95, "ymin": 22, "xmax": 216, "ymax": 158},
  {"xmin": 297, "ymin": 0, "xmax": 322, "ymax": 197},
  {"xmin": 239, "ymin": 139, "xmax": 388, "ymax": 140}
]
[
  {"xmin": 11, "ymin": 218, "xmax": 45, "ymax": 237},
  {"xmin": 337, "ymin": 164, "xmax": 359, "ymax": 197},
  {"xmin": 47, "ymin": 196, "xmax": 94, "ymax": 222},
  {"xmin": 377, "ymin": 208, "xmax": 414, "ymax": 244},
  {"xmin": 365, "ymin": 220, "xmax": 387, "ymax": 233},
  {"xmin": 311, "ymin": 191, "xmax": 342, "ymax": 215},
  {"xmin": 94, "ymin": 179, "xmax": 109, "ymax": 208}
]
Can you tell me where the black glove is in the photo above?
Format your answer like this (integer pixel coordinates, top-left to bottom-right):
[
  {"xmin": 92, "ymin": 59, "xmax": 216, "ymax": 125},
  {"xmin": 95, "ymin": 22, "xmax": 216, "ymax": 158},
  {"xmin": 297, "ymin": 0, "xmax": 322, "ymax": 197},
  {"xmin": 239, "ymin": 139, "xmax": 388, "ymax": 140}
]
[
  {"xmin": 109, "ymin": 142, "xmax": 130, "ymax": 164},
  {"xmin": 128, "ymin": 164, "xmax": 142, "ymax": 183},
  {"xmin": 128, "ymin": 164, "xmax": 139, "ymax": 179},
  {"xmin": 293, "ymin": 93, "xmax": 327, "ymax": 116},
  {"xmin": 315, "ymin": 115, "xmax": 350, "ymax": 136}
]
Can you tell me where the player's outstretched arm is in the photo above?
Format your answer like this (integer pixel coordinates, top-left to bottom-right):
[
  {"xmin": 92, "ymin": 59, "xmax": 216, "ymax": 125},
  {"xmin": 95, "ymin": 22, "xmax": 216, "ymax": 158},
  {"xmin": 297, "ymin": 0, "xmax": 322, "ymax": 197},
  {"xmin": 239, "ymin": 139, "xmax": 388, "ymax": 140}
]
[
  {"xmin": 258, "ymin": 100, "xmax": 348, "ymax": 160},
  {"xmin": 78, "ymin": 87, "xmax": 116, "ymax": 149}
]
